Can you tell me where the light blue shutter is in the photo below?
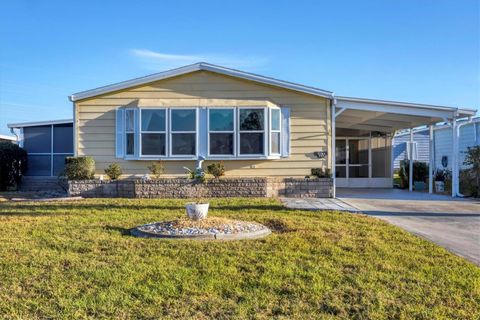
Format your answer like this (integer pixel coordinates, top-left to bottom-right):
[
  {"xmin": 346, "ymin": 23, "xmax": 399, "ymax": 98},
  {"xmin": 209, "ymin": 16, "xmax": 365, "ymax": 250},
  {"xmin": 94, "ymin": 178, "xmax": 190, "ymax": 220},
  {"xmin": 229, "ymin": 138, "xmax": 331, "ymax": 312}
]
[
  {"xmin": 115, "ymin": 108, "xmax": 125, "ymax": 158},
  {"xmin": 281, "ymin": 107, "xmax": 291, "ymax": 157},
  {"xmin": 198, "ymin": 108, "xmax": 208, "ymax": 158},
  {"xmin": 133, "ymin": 108, "xmax": 140, "ymax": 157}
]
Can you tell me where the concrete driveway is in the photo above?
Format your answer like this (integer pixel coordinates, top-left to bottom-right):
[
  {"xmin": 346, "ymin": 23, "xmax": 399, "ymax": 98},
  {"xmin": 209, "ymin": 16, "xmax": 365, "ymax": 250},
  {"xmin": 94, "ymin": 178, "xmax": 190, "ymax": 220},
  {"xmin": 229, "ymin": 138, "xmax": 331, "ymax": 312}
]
[{"xmin": 337, "ymin": 188, "xmax": 480, "ymax": 265}]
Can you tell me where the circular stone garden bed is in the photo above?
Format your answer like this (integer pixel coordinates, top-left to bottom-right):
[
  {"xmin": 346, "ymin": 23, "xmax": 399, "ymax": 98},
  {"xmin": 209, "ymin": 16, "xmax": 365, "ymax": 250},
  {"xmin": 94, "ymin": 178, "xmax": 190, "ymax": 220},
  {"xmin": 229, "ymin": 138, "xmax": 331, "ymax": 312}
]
[{"xmin": 130, "ymin": 217, "xmax": 271, "ymax": 240}]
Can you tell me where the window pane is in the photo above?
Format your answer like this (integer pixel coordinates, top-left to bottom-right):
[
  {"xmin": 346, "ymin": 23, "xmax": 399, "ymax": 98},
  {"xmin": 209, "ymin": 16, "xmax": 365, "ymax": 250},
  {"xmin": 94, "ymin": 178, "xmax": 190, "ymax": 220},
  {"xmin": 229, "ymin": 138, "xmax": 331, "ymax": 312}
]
[
  {"xmin": 209, "ymin": 109, "xmax": 234, "ymax": 131},
  {"xmin": 141, "ymin": 133, "xmax": 165, "ymax": 155},
  {"xmin": 210, "ymin": 133, "xmax": 234, "ymax": 155},
  {"xmin": 126, "ymin": 133, "xmax": 135, "ymax": 155},
  {"xmin": 126, "ymin": 109, "xmax": 135, "ymax": 131},
  {"xmin": 240, "ymin": 109, "xmax": 264, "ymax": 130},
  {"xmin": 349, "ymin": 139, "xmax": 369, "ymax": 164},
  {"xmin": 271, "ymin": 132, "xmax": 280, "ymax": 154},
  {"xmin": 142, "ymin": 109, "xmax": 165, "ymax": 131},
  {"xmin": 336, "ymin": 140, "xmax": 346, "ymax": 164},
  {"xmin": 53, "ymin": 154, "xmax": 73, "ymax": 176},
  {"xmin": 26, "ymin": 155, "xmax": 51, "ymax": 176},
  {"xmin": 271, "ymin": 109, "xmax": 280, "ymax": 131},
  {"xmin": 336, "ymin": 166, "xmax": 346, "ymax": 178},
  {"xmin": 23, "ymin": 126, "xmax": 51, "ymax": 153},
  {"xmin": 171, "ymin": 109, "xmax": 196, "ymax": 131},
  {"xmin": 349, "ymin": 165, "xmax": 369, "ymax": 178},
  {"xmin": 172, "ymin": 133, "xmax": 195, "ymax": 155},
  {"xmin": 53, "ymin": 124, "xmax": 73, "ymax": 153},
  {"xmin": 240, "ymin": 133, "xmax": 264, "ymax": 154}
]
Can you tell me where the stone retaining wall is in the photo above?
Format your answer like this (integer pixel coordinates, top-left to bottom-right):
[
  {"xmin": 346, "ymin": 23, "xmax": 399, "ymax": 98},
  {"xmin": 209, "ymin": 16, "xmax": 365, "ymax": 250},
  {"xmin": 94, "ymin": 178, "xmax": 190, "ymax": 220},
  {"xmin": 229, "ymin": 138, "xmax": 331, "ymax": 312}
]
[{"xmin": 67, "ymin": 177, "xmax": 333, "ymax": 198}]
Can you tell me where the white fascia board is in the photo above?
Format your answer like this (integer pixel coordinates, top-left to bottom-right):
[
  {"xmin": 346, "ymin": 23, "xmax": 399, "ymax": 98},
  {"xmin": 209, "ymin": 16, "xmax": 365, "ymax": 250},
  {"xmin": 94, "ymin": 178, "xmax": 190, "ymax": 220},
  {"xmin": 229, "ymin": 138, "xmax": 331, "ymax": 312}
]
[
  {"xmin": 69, "ymin": 62, "xmax": 334, "ymax": 102},
  {"xmin": 336, "ymin": 99, "xmax": 456, "ymax": 119},
  {"xmin": 0, "ymin": 134, "xmax": 17, "ymax": 141},
  {"xmin": 7, "ymin": 119, "xmax": 73, "ymax": 128}
]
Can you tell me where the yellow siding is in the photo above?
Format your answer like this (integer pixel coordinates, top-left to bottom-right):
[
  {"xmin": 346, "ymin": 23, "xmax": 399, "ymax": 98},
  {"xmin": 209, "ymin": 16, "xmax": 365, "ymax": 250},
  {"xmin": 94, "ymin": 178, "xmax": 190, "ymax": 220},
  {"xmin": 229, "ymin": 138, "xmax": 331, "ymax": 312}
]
[{"xmin": 75, "ymin": 71, "xmax": 330, "ymax": 177}]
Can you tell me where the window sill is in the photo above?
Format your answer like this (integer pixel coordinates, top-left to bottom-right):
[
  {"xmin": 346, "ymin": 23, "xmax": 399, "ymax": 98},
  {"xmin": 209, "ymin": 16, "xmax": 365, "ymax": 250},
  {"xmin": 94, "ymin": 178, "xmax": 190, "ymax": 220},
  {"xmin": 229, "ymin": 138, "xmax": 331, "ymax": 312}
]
[{"xmin": 123, "ymin": 155, "xmax": 283, "ymax": 161}]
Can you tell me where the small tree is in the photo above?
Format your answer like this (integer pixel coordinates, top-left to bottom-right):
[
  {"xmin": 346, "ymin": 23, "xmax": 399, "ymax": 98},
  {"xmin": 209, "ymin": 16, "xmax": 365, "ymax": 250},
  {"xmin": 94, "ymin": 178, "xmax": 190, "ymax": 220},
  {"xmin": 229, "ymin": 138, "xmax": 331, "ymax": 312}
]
[
  {"xmin": 463, "ymin": 146, "xmax": 480, "ymax": 197},
  {"xmin": 105, "ymin": 163, "xmax": 122, "ymax": 180},
  {"xmin": 148, "ymin": 161, "xmax": 165, "ymax": 179},
  {"xmin": 206, "ymin": 162, "xmax": 225, "ymax": 178},
  {"xmin": 0, "ymin": 142, "xmax": 28, "ymax": 191}
]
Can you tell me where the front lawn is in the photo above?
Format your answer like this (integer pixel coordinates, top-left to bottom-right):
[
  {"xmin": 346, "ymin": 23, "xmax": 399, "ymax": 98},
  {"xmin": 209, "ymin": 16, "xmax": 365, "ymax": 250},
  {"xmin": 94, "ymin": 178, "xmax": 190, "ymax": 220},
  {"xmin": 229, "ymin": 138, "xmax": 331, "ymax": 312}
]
[{"xmin": 0, "ymin": 198, "xmax": 478, "ymax": 319}]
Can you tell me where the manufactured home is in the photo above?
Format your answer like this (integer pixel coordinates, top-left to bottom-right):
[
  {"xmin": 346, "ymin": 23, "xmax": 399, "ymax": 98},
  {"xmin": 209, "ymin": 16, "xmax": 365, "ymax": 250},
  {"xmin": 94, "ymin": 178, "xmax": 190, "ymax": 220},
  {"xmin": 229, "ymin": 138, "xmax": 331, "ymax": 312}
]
[{"xmin": 67, "ymin": 63, "xmax": 476, "ymax": 197}]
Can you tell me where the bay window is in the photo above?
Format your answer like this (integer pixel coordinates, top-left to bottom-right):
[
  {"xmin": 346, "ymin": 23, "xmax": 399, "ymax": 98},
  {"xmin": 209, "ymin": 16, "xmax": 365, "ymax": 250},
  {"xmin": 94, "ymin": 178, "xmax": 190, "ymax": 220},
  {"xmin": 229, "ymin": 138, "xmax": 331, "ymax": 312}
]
[
  {"xmin": 170, "ymin": 109, "xmax": 197, "ymax": 156},
  {"xmin": 117, "ymin": 105, "xmax": 289, "ymax": 160},
  {"xmin": 209, "ymin": 108, "xmax": 234, "ymax": 155},
  {"xmin": 239, "ymin": 108, "xmax": 265, "ymax": 155}
]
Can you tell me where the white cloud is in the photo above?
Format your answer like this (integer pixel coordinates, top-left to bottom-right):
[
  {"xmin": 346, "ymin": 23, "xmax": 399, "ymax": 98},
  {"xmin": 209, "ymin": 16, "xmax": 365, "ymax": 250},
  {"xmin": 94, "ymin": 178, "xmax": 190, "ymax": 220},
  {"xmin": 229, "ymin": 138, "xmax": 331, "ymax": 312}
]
[{"xmin": 129, "ymin": 49, "xmax": 269, "ymax": 71}]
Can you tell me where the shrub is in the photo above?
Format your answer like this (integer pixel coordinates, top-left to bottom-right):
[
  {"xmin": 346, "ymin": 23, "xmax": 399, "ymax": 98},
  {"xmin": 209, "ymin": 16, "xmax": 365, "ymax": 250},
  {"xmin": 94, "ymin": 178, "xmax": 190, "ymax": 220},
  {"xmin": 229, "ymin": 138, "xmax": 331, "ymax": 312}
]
[
  {"xmin": 206, "ymin": 162, "xmax": 225, "ymax": 178},
  {"xmin": 0, "ymin": 142, "xmax": 27, "ymax": 191},
  {"xmin": 104, "ymin": 163, "xmax": 122, "ymax": 180},
  {"xmin": 462, "ymin": 146, "xmax": 480, "ymax": 197},
  {"xmin": 311, "ymin": 168, "xmax": 331, "ymax": 178},
  {"xmin": 64, "ymin": 156, "xmax": 95, "ymax": 180},
  {"xmin": 399, "ymin": 161, "xmax": 429, "ymax": 188},
  {"xmin": 148, "ymin": 161, "xmax": 165, "ymax": 179}
]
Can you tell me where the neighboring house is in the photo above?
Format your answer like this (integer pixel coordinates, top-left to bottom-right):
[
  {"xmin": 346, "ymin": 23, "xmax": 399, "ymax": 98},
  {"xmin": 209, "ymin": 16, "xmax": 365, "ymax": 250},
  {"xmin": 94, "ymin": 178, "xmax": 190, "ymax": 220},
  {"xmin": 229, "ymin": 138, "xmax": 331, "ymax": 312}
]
[
  {"xmin": 393, "ymin": 118, "xmax": 480, "ymax": 171},
  {"xmin": 0, "ymin": 134, "xmax": 17, "ymax": 143},
  {"xmin": 8, "ymin": 120, "xmax": 73, "ymax": 176},
  {"xmin": 68, "ymin": 62, "xmax": 476, "ymax": 195}
]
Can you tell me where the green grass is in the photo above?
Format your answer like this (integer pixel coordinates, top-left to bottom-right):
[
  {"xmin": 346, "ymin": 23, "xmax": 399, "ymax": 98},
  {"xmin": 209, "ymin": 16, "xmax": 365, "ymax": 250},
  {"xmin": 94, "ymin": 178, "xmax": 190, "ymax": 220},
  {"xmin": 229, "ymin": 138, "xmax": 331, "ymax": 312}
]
[{"xmin": 0, "ymin": 198, "xmax": 478, "ymax": 319}]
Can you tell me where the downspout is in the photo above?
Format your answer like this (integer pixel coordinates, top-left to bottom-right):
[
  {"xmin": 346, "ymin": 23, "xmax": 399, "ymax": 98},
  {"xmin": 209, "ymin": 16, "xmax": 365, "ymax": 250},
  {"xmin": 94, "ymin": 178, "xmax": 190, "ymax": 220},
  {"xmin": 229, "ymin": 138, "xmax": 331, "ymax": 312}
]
[
  {"xmin": 9, "ymin": 127, "xmax": 19, "ymax": 144},
  {"xmin": 454, "ymin": 115, "xmax": 474, "ymax": 197}
]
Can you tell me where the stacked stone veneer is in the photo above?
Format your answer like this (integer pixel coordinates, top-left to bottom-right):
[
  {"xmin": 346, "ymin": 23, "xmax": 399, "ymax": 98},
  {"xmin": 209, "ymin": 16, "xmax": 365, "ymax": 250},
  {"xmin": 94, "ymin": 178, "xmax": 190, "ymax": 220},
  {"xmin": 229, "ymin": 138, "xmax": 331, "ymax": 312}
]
[{"xmin": 67, "ymin": 177, "xmax": 333, "ymax": 198}]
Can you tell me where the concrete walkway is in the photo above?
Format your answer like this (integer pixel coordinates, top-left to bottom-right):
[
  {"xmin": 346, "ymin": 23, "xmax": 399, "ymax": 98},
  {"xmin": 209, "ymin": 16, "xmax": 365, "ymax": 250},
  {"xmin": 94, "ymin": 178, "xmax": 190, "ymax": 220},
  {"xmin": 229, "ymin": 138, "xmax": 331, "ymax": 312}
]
[
  {"xmin": 337, "ymin": 188, "xmax": 480, "ymax": 265},
  {"xmin": 280, "ymin": 198, "xmax": 358, "ymax": 212}
]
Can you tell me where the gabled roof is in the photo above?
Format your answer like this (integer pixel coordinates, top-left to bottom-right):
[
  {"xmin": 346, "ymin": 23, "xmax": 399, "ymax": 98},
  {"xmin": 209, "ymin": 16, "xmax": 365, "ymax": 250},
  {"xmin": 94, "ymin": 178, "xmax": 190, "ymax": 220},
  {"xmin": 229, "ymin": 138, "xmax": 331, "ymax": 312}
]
[
  {"xmin": 69, "ymin": 62, "xmax": 334, "ymax": 102},
  {"xmin": 8, "ymin": 119, "xmax": 73, "ymax": 128}
]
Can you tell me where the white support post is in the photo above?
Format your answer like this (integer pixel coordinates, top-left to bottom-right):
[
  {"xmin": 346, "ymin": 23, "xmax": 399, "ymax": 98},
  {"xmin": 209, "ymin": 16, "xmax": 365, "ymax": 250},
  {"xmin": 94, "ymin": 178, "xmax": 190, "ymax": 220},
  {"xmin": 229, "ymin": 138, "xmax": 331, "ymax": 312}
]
[
  {"xmin": 409, "ymin": 128, "xmax": 413, "ymax": 192},
  {"xmin": 452, "ymin": 117, "xmax": 458, "ymax": 197},
  {"xmin": 331, "ymin": 100, "xmax": 337, "ymax": 198},
  {"xmin": 428, "ymin": 125, "xmax": 433, "ymax": 194}
]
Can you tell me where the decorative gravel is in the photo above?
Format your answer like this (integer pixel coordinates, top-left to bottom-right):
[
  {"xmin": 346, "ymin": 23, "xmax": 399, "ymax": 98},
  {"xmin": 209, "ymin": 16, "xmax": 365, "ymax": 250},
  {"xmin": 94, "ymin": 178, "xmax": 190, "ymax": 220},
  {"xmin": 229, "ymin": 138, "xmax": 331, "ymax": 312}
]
[{"xmin": 136, "ymin": 217, "xmax": 268, "ymax": 236}]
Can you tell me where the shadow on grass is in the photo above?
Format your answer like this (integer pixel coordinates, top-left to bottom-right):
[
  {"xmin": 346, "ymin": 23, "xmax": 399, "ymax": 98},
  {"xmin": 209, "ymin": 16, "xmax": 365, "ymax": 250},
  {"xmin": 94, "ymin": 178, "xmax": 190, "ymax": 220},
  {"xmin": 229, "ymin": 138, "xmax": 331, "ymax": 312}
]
[{"xmin": 104, "ymin": 225, "xmax": 132, "ymax": 236}]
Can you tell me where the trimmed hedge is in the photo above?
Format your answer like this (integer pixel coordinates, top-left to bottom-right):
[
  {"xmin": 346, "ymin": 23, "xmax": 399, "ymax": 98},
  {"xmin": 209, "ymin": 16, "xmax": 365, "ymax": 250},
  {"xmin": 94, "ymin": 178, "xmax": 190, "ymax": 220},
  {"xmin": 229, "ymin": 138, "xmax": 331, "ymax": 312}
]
[
  {"xmin": 0, "ymin": 142, "xmax": 28, "ymax": 191},
  {"xmin": 64, "ymin": 156, "xmax": 95, "ymax": 180}
]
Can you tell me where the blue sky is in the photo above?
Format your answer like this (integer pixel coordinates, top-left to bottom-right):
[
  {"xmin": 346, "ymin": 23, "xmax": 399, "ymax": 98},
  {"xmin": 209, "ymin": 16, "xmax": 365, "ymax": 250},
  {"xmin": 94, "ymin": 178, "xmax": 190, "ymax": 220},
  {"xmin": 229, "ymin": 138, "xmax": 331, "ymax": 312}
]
[{"xmin": 1, "ymin": 0, "xmax": 479, "ymax": 135}]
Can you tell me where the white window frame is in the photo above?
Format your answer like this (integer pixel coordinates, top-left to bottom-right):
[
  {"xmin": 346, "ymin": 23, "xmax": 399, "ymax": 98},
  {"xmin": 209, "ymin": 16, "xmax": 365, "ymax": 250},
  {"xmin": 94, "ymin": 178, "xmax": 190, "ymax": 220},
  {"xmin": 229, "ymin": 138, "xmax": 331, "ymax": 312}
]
[
  {"xmin": 269, "ymin": 107, "xmax": 282, "ymax": 156},
  {"xmin": 237, "ymin": 107, "xmax": 267, "ymax": 157},
  {"xmin": 139, "ymin": 108, "xmax": 167, "ymax": 158},
  {"xmin": 207, "ymin": 107, "xmax": 236, "ymax": 157},
  {"xmin": 169, "ymin": 108, "xmax": 198, "ymax": 158}
]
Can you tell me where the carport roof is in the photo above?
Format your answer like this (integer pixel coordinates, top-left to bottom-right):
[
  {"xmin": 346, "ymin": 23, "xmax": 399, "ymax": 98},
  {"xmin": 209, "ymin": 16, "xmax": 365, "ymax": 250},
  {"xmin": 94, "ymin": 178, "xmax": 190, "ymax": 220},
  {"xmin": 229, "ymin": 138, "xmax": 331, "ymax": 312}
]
[{"xmin": 335, "ymin": 96, "xmax": 476, "ymax": 132}]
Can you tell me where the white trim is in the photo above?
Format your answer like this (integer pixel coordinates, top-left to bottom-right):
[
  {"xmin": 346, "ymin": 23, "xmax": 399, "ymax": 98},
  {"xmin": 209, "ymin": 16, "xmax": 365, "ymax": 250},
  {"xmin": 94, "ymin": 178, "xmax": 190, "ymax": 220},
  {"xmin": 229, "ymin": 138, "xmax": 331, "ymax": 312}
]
[
  {"xmin": 8, "ymin": 119, "xmax": 73, "ymax": 128},
  {"xmin": 428, "ymin": 125, "xmax": 434, "ymax": 194},
  {"xmin": 0, "ymin": 134, "xmax": 16, "ymax": 141},
  {"xmin": 69, "ymin": 62, "xmax": 333, "ymax": 102}
]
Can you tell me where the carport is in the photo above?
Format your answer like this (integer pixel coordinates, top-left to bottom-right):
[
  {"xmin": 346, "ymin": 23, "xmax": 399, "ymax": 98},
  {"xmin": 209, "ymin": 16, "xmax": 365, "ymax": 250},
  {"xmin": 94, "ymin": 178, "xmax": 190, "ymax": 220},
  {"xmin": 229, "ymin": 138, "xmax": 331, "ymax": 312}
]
[{"xmin": 331, "ymin": 96, "xmax": 476, "ymax": 197}]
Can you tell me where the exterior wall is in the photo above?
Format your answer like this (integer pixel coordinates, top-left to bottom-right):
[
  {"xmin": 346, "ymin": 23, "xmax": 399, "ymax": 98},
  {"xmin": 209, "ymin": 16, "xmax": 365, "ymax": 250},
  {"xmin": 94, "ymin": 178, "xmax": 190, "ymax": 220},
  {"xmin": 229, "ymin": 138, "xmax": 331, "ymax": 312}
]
[
  {"xmin": 434, "ymin": 123, "xmax": 479, "ymax": 170},
  {"xmin": 392, "ymin": 130, "xmax": 429, "ymax": 169},
  {"xmin": 67, "ymin": 177, "xmax": 333, "ymax": 198},
  {"xmin": 75, "ymin": 70, "xmax": 330, "ymax": 177}
]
